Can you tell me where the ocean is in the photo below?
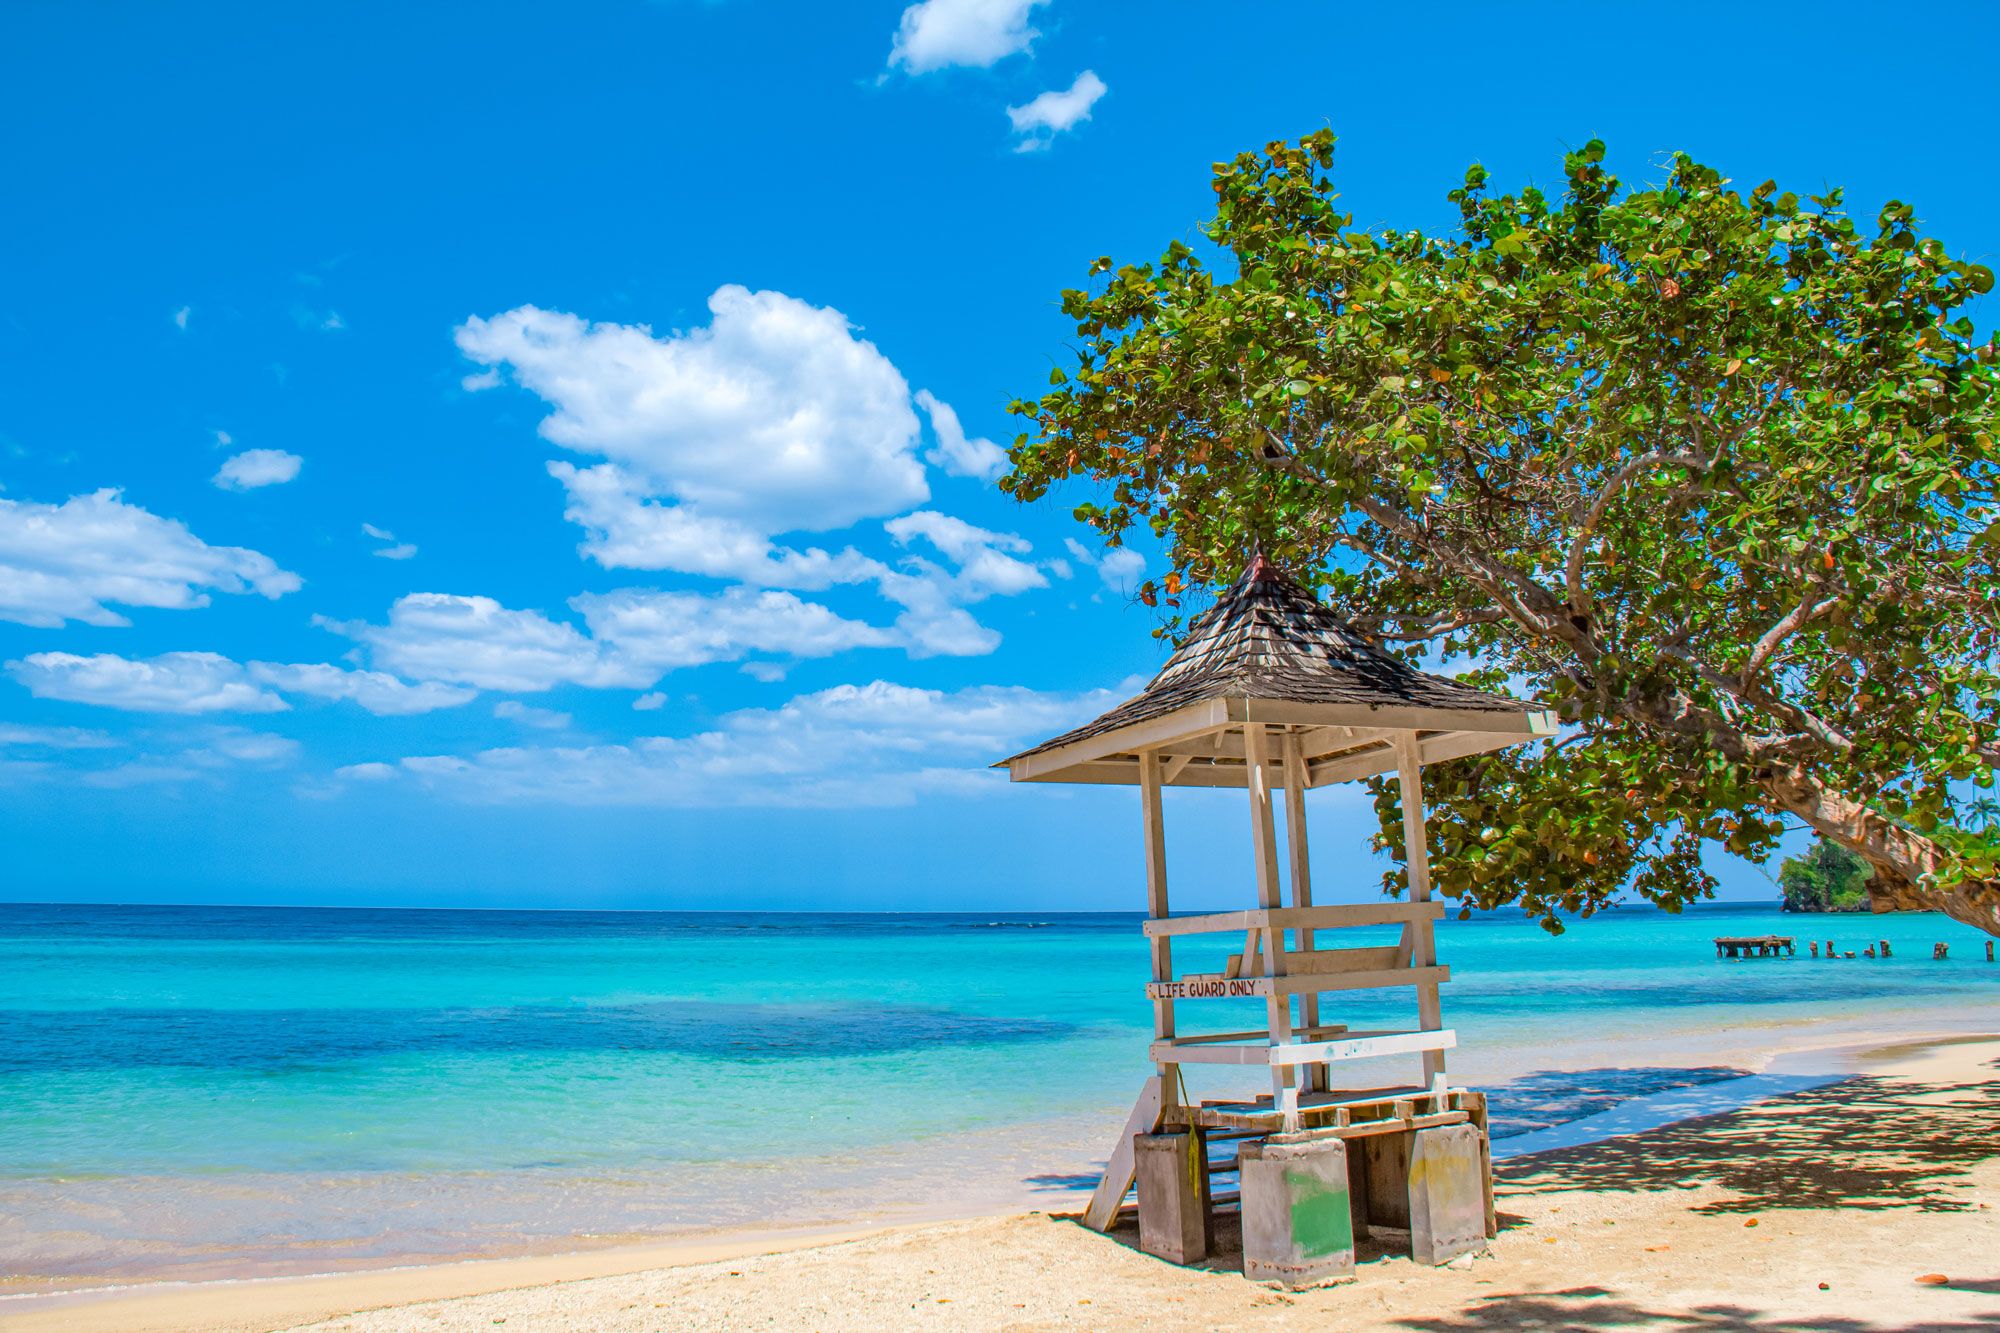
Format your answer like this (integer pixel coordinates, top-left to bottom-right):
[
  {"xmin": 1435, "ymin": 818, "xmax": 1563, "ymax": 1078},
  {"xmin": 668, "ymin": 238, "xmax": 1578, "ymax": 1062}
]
[{"xmin": 2, "ymin": 900, "xmax": 1996, "ymax": 1290}]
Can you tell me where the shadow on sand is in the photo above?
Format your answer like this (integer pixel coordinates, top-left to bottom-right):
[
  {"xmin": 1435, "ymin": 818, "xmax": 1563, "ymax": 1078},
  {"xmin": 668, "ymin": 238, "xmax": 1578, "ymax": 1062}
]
[
  {"xmin": 1494, "ymin": 1065, "xmax": 2000, "ymax": 1216},
  {"xmin": 1389, "ymin": 1286, "xmax": 2000, "ymax": 1332}
]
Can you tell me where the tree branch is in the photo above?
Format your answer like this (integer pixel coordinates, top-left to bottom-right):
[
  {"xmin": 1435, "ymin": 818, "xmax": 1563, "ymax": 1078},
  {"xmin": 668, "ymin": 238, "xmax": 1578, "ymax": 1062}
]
[
  {"xmin": 1742, "ymin": 592, "xmax": 1843, "ymax": 688},
  {"xmin": 1563, "ymin": 451, "xmax": 1714, "ymax": 618}
]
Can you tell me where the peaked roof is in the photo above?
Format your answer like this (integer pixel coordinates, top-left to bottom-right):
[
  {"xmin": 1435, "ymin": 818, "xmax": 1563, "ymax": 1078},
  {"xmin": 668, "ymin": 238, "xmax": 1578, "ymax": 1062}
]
[{"xmin": 1000, "ymin": 555, "xmax": 1550, "ymax": 786}]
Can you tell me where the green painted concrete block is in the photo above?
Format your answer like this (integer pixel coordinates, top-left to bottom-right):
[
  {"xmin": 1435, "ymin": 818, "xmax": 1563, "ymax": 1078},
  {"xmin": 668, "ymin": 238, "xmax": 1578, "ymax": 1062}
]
[{"xmin": 1238, "ymin": 1137, "xmax": 1357, "ymax": 1287}]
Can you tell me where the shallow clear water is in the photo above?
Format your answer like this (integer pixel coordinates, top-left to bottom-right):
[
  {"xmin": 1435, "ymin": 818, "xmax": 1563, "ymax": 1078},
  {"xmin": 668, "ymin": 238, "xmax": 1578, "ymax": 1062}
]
[{"xmin": 1, "ymin": 900, "xmax": 1995, "ymax": 1286}]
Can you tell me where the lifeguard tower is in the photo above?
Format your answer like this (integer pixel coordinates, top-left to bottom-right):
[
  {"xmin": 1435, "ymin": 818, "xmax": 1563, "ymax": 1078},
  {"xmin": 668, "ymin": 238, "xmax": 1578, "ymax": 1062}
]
[{"xmin": 1000, "ymin": 555, "xmax": 1555, "ymax": 1284}]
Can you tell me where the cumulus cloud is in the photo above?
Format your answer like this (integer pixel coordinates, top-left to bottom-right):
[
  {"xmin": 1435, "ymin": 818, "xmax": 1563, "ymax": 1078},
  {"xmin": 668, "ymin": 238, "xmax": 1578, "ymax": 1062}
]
[
  {"xmin": 457, "ymin": 288, "xmax": 927, "ymax": 537},
  {"xmin": 325, "ymin": 586, "xmax": 913, "ymax": 693},
  {"xmin": 320, "ymin": 593, "xmax": 638, "ymax": 693},
  {"xmin": 576, "ymin": 587, "xmax": 896, "ymax": 673},
  {"xmin": 0, "ymin": 489, "xmax": 300, "ymax": 628},
  {"xmin": 8, "ymin": 651, "xmax": 290, "ymax": 714},
  {"xmin": 633, "ymin": 692, "xmax": 667, "ymax": 711},
  {"xmin": 458, "ymin": 288, "xmax": 1050, "ymax": 658},
  {"xmin": 915, "ymin": 390, "xmax": 1007, "ymax": 481},
  {"xmin": 246, "ymin": 662, "xmax": 477, "ymax": 716},
  {"xmin": 173, "ymin": 306, "xmax": 191, "ymax": 331},
  {"xmin": 1007, "ymin": 70, "xmax": 1106, "ymax": 149},
  {"xmin": 889, "ymin": 0, "xmax": 1044, "ymax": 73},
  {"xmin": 214, "ymin": 449, "xmax": 304, "ymax": 491},
  {"xmin": 885, "ymin": 511, "xmax": 1047, "ymax": 600},
  {"xmin": 350, "ymin": 677, "xmax": 1127, "ymax": 808}
]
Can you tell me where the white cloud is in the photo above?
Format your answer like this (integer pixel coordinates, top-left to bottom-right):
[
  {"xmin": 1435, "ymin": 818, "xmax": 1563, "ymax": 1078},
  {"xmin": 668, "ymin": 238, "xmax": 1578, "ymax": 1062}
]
[
  {"xmin": 247, "ymin": 662, "xmax": 477, "ymax": 716},
  {"xmin": 327, "ymin": 586, "xmax": 912, "ymax": 694},
  {"xmin": 459, "ymin": 288, "xmax": 1054, "ymax": 659},
  {"xmin": 0, "ymin": 489, "xmax": 300, "ymax": 628},
  {"xmin": 494, "ymin": 700, "xmax": 572, "ymax": 730},
  {"xmin": 187, "ymin": 726, "xmax": 300, "ymax": 767},
  {"xmin": 457, "ymin": 288, "xmax": 927, "ymax": 537},
  {"xmin": 884, "ymin": 511, "xmax": 1047, "ymax": 600},
  {"xmin": 1063, "ymin": 536, "xmax": 1144, "ymax": 591},
  {"xmin": 321, "ymin": 593, "xmax": 639, "ymax": 693},
  {"xmin": 547, "ymin": 461, "xmax": 882, "ymax": 587},
  {"xmin": 0, "ymin": 723, "xmax": 117, "ymax": 749},
  {"xmin": 633, "ymin": 692, "xmax": 667, "ymax": 711},
  {"xmin": 79, "ymin": 725, "xmax": 297, "ymax": 789},
  {"xmin": 356, "ymin": 677, "xmax": 1127, "ymax": 808},
  {"xmin": 577, "ymin": 587, "xmax": 896, "ymax": 674},
  {"xmin": 915, "ymin": 390, "xmax": 1007, "ymax": 481},
  {"xmin": 214, "ymin": 449, "xmax": 303, "ymax": 491},
  {"xmin": 461, "ymin": 368, "xmax": 502, "ymax": 392},
  {"xmin": 8, "ymin": 651, "xmax": 290, "ymax": 714},
  {"xmin": 361, "ymin": 523, "xmax": 418, "ymax": 561},
  {"xmin": 1007, "ymin": 70, "xmax": 1107, "ymax": 149},
  {"xmin": 889, "ymin": 0, "xmax": 1044, "ymax": 73},
  {"xmin": 173, "ymin": 306, "xmax": 191, "ymax": 331},
  {"xmin": 336, "ymin": 761, "xmax": 397, "ymax": 781}
]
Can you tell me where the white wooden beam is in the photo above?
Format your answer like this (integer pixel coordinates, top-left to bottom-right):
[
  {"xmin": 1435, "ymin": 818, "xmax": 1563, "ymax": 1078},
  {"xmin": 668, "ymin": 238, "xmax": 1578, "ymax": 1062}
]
[
  {"xmin": 1081, "ymin": 1074, "xmax": 1163, "ymax": 1232},
  {"xmin": 1243, "ymin": 722, "xmax": 1299, "ymax": 1126},
  {"xmin": 1281, "ymin": 731, "xmax": 1323, "ymax": 1093},
  {"xmin": 1395, "ymin": 732, "xmax": 1448, "ymax": 1089},
  {"xmin": 1141, "ymin": 901, "xmax": 1445, "ymax": 938},
  {"xmin": 1139, "ymin": 750, "xmax": 1176, "ymax": 1106}
]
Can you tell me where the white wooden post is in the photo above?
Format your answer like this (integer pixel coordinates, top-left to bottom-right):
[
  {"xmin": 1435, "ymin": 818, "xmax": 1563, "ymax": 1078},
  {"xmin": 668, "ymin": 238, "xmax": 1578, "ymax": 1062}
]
[
  {"xmin": 1281, "ymin": 731, "xmax": 1323, "ymax": 1095},
  {"xmin": 1244, "ymin": 722, "xmax": 1298, "ymax": 1126},
  {"xmin": 1394, "ymin": 732, "xmax": 1448, "ymax": 1089},
  {"xmin": 1141, "ymin": 750, "xmax": 1176, "ymax": 1100}
]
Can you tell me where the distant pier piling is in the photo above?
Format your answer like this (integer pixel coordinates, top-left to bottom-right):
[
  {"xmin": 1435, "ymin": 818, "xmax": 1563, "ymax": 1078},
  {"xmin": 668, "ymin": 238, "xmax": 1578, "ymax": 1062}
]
[{"xmin": 1713, "ymin": 935, "xmax": 1795, "ymax": 959}]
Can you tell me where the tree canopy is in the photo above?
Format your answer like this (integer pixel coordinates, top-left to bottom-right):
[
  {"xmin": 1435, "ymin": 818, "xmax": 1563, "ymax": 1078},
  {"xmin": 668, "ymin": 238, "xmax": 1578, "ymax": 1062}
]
[{"xmin": 1005, "ymin": 130, "xmax": 2000, "ymax": 934}]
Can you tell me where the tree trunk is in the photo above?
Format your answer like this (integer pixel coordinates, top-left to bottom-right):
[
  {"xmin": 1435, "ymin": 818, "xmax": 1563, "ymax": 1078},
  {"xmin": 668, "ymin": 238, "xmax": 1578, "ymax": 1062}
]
[{"xmin": 1757, "ymin": 764, "xmax": 2000, "ymax": 937}]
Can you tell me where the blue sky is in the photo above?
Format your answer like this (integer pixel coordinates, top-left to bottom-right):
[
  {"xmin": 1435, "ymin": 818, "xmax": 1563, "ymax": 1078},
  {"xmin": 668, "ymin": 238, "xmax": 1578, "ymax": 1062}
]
[{"xmin": 4, "ymin": 1, "xmax": 1996, "ymax": 911}]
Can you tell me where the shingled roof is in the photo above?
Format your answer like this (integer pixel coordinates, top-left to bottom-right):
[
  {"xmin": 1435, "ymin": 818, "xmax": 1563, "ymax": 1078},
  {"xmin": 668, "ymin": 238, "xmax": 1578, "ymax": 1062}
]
[{"xmin": 1001, "ymin": 555, "xmax": 1552, "ymax": 787}]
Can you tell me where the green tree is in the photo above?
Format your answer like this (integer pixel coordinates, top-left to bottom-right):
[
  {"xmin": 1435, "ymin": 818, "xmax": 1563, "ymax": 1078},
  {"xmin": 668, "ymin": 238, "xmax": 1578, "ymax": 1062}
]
[
  {"xmin": 1778, "ymin": 837, "xmax": 1873, "ymax": 913},
  {"xmin": 1005, "ymin": 131, "xmax": 2000, "ymax": 934}
]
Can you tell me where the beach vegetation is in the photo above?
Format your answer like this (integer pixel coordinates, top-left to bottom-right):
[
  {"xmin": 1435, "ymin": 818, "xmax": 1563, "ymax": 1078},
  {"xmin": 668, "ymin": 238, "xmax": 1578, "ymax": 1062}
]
[
  {"xmin": 1005, "ymin": 131, "xmax": 2000, "ymax": 934},
  {"xmin": 1778, "ymin": 838, "xmax": 1873, "ymax": 914}
]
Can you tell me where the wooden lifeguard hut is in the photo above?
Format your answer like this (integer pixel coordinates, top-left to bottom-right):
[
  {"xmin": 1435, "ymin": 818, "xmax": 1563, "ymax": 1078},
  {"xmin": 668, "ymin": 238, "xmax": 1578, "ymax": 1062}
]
[{"xmin": 1000, "ymin": 555, "xmax": 1556, "ymax": 1284}]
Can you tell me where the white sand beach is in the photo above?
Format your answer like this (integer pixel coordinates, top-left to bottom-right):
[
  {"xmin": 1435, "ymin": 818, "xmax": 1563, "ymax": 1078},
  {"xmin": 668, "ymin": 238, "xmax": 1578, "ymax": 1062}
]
[{"xmin": 10, "ymin": 1033, "xmax": 1997, "ymax": 1333}]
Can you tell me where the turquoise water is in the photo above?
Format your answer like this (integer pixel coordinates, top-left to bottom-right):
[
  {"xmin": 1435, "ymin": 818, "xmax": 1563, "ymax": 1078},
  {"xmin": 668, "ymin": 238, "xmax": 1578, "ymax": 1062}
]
[{"xmin": 2, "ymin": 901, "xmax": 1996, "ymax": 1286}]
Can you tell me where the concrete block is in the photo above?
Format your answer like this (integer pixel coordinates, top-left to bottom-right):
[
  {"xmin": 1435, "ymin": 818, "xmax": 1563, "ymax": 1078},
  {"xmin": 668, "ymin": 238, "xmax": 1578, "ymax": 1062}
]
[
  {"xmin": 1134, "ymin": 1131, "xmax": 1208, "ymax": 1265},
  {"xmin": 1238, "ymin": 1137, "xmax": 1356, "ymax": 1287},
  {"xmin": 1409, "ymin": 1123, "xmax": 1488, "ymax": 1265}
]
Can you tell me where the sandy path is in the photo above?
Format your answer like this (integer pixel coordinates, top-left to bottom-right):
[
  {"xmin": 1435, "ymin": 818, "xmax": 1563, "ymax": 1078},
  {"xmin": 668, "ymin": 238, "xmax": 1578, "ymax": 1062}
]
[{"xmin": 9, "ymin": 1036, "xmax": 1999, "ymax": 1333}]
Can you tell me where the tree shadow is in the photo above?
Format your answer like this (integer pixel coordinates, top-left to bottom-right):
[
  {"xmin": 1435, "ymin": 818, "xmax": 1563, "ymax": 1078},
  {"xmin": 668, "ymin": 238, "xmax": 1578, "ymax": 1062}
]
[
  {"xmin": 1496, "ymin": 1070, "xmax": 2000, "ymax": 1215},
  {"xmin": 1390, "ymin": 1287, "xmax": 2000, "ymax": 1331}
]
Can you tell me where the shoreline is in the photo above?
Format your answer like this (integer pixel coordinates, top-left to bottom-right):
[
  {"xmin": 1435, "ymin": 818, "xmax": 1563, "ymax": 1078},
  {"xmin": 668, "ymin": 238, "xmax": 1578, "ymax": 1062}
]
[{"xmin": 8, "ymin": 1026, "xmax": 1997, "ymax": 1333}]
